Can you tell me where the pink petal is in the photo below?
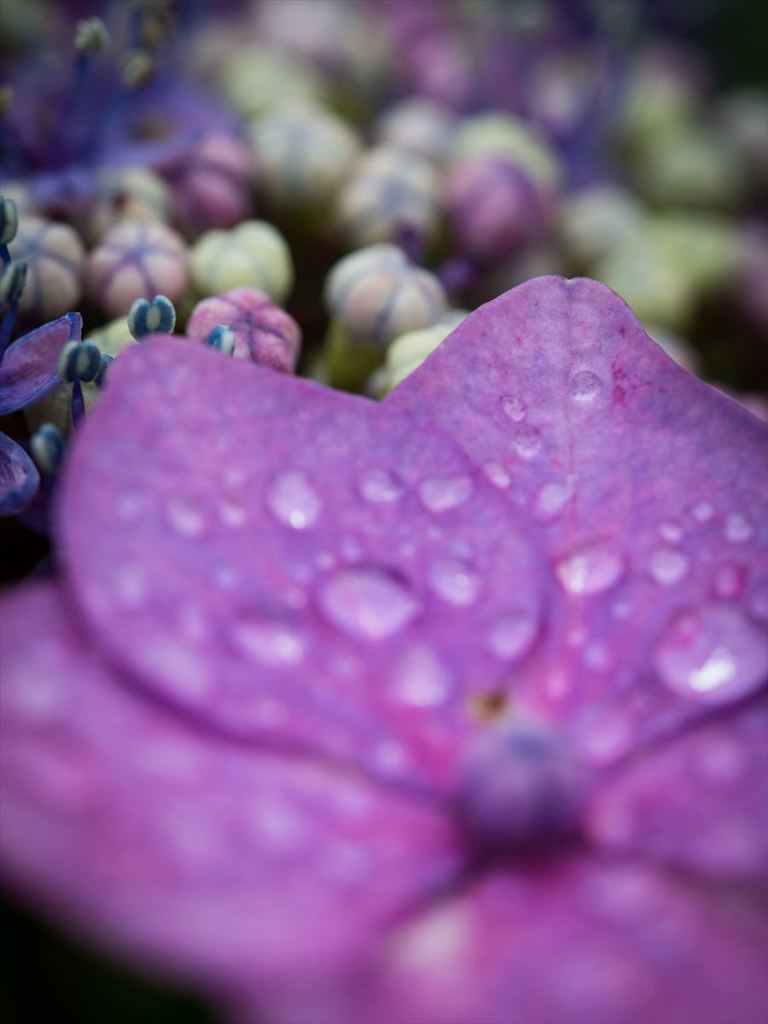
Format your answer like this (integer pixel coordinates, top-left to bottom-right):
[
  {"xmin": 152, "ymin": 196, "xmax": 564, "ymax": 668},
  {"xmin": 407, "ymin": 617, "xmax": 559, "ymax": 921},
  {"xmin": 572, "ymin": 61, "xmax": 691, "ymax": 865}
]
[
  {"xmin": 0, "ymin": 582, "xmax": 461, "ymax": 990},
  {"xmin": 388, "ymin": 276, "xmax": 768, "ymax": 759},
  {"xmin": 259, "ymin": 860, "xmax": 767, "ymax": 1024},
  {"xmin": 56, "ymin": 337, "xmax": 543, "ymax": 791},
  {"xmin": 0, "ymin": 312, "xmax": 82, "ymax": 414}
]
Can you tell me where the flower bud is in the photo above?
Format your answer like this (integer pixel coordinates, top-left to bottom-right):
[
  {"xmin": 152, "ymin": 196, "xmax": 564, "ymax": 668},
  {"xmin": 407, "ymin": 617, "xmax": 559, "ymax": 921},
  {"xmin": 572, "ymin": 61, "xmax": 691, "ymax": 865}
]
[
  {"xmin": 9, "ymin": 217, "xmax": 85, "ymax": 320},
  {"xmin": 190, "ymin": 220, "xmax": 293, "ymax": 303}
]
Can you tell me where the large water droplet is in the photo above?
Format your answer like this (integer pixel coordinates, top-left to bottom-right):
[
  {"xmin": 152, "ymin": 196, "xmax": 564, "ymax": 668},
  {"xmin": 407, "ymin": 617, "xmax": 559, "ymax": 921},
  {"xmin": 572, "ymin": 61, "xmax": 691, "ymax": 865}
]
[
  {"xmin": 428, "ymin": 557, "xmax": 481, "ymax": 607},
  {"xmin": 534, "ymin": 480, "xmax": 573, "ymax": 522},
  {"xmin": 218, "ymin": 499, "xmax": 247, "ymax": 528},
  {"xmin": 390, "ymin": 645, "xmax": 451, "ymax": 707},
  {"xmin": 419, "ymin": 475, "xmax": 474, "ymax": 513},
  {"xmin": 654, "ymin": 604, "xmax": 768, "ymax": 704},
  {"xmin": 511, "ymin": 423, "xmax": 542, "ymax": 459},
  {"xmin": 232, "ymin": 617, "xmax": 306, "ymax": 666},
  {"xmin": 501, "ymin": 394, "xmax": 527, "ymax": 421},
  {"xmin": 483, "ymin": 462, "xmax": 511, "ymax": 489},
  {"xmin": 659, "ymin": 519, "xmax": 684, "ymax": 544},
  {"xmin": 724, "ymin": 513, "xmax": 753, "ymax": 544},
  {"xmin": 486, "ymin": 611, "xmax": 538, "ymax": 662},
  {"xmin": 692, "ymin": 501, "xmax": 714, "ymax": 523},
  {"xmin": 648, "ymin": 548, "xmax": 689, "ymax": 586},
  {"xmin": 569, "ymin": 370, "xmax": 603, "ymax": 403},
  {"xmin": 359, "ymin": 468, "xmax": 404, "ymax": 504},
  {"xmin": 267, "ymin": 470, "xmax": 321, "ymax": 530},
  {"xmin": 166, "ymin": 498, "xmax": 206, "ymax": 537},
  {"xmin": 318, "ymin": 567, "xmax": 421, "ymax": 640},
  {"xmin": 554, "ymin": 541, "xmax": 625, "ymax": 596}
]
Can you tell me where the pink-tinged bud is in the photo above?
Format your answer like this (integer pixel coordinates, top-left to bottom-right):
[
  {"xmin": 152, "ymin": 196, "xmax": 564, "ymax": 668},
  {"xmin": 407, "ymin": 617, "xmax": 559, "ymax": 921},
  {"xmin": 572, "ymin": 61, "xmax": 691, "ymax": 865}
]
[
  {"xmin": 9, "ymin": 216, "xmax": 85, "ymax": 320},
  {"xmin": 170, "ymin": 132, "xmax": 253, "ymax": 235}
]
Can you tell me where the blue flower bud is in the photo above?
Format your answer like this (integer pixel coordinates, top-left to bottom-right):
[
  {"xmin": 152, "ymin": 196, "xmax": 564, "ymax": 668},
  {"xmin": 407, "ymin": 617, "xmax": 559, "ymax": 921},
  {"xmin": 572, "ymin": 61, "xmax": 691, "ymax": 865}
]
[
  {"xmin": 0, "ymin": 260, "xmax": 27, "ymax": 304},
  {"xmin": 0, "ymin": 197, "xmax": 18, "ymax": 246},
  {"xmin": 59, "ymin": 340, "xmax": 102, "ymax": 383},
  {"xmin": 128, "ymin": 294, "xmax": 176, "ymax": 339},
  {"xmin": 30, "ymin": 423, "xmax": 65, "ymax": 475},
  {"xmin": 206, "ymin": 324, "xmax": 237, "ymax": 356}
]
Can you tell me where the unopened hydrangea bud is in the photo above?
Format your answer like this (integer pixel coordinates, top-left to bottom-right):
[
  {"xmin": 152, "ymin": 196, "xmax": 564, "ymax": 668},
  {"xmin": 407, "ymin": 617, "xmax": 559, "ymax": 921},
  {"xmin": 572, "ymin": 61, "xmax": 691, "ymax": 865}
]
[
  {"xmin": 80, "ymin": 167, "xmax": 171, "ymax": 244},
  {"xmin": 190, "ymin": 220, "xmax": 293, "ymax": 303},
  {"xmin": 86, "ymin": 221, "xmax": 189, "ymax": 317},
  {"xmin": 206, "ymin": 324, "xmax": 237, "ymax": 355},
  {"xmin": 451, "ymin": 113, "xmax": 561, "ymax": 189},
  {"xmin": 249, "ymin": 104, "xmax": 360, "ymax": 207},
  {"xmin": 121, "ymin": 50, "xmax": 155, "ymax": 89},
  {"xmin": 0, "ymin": 260, "xmax": 27, "ymax": 305},
  {"xmin": 219, "ymin": 46, "xmax": 322, "ymax": 119},
  {"xmin": 59, "ymin": 340, "xmax": 102, "ymax": 383},
  {"xmin": 379, "ymin": 321, "xmax": 455, "ymax": 394},
  {"xmin": 559, "ymin": 185, "xmax": 645, "ymax": 268},
  {"xmin": 30, "ymin": 423, "xmax": 64, "ymax": 475},
  {"xmin": 335, "ymin": 147, "xmax": 438, "ymax": 248},
  {"xmin": 74, "ymin": 17, "xmax": 110, "ymax": 54},
  {"xmin": 9, "ymin": 217, "xmax": 85, "ymax": 320},
  {"xmin": 0, "ymin": 197, "xmax": 19, "ymax": 245},
  {"xmin": 376, "ymin": 99, "xmax": 455, "ymax": 163},
  {"xmin": 169, "ymin": 132, "xmax": 252, "ymax": 235},
  {"xmin": 634, "ymin": 128, "xmax": 746, "ymax": 210},
  {"xmin": 325, "ymin": 244, "xmax": 446, "ymax": 346}
]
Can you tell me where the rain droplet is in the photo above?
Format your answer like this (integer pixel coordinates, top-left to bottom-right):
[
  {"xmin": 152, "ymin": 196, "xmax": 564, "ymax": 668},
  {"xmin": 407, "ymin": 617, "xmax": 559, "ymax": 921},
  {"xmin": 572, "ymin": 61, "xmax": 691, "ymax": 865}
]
[
  {"xmin": 232, "ymin": 618, "xmax": 306, "ymax": 667},
  {"xmin": 569, "ymin": 370, "xmax": 602, "ymax": 403},
  {"xmin": 554, "ymin": 541, "xmax": 625, "ymax": 596},
  {"xmin": 419, "ymin": 475, "xmax": 474, "ymax": 513},
  {"xmin": 359, "ymin": 468, "xmax": 404, "ymax": 504},
  {"xmin": 692, "ymin": 501, "xmax": 714, "ymax": 523},
  {"xmin": 483, "ymin": 462, "xmax": 511, "ymax": 489},
  {"xmin": 428, "ymin": 557, "xmax": 481, "ymax": 607},
  {"xmin": 724, "ymin": 513, "xmax": 753, "ymax": 544},
  {"xmin": 648, "ymin": 548, "xmax": 689, "ymax": 586},
  {"xmin": 511, "ymin": 423, "xmax": 542, "ymax": 459},
  {"xmin": 486, "ymin": 612, "xmax": 538, "ymax": 661},
  {"xmin": 318, "ymin": 567, "xmax": 421, "ymax": 640},
  {"xmin": 267, "ymin": 470, "xmax": 321, "ymax": 530},
  {"xmin": 219, "ymin": 500, "xmax": 247, "ymax": 528},
  {"xmin": 654, "ymin": 604, "xmax": 768, "ymax": 704},
  {"xmin": 534, "ymin": 481, "xmax": 573, "ymax": 522},
  {"xmin": 501, "ymin": 394, "xmax": 527, "ymax": 421},
  {"xmin": 659, "ymin": 520, "xmax": 684, "ymax": 544},
  {"xmin": 390, "ymin": 645, "xmax": 451, "ymax": 707},
  {"xmin": 166, "ymin": 498, "xmax": 206, "ymax": 537}
]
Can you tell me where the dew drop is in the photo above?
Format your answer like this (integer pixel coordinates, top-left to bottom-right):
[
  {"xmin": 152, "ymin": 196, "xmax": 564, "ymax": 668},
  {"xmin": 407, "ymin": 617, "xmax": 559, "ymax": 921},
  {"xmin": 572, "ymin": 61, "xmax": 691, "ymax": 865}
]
[
  {"xmin": 659, "ymin": 520, "xmax": 684, "ymax": 544},
  {"xmin": 166, "ymin": 498, "xmax": 206, "ymax": 537},
  {"xmin": 554, "ymin": 541, "xmax": 625, "ymax": 596},
  {"xmin": 692, "ymin": 501, "xmax": 714, "ymax": 523},
  {"xmin": 318, "ymin": 566, "xmax": 422, "ymax": 640},
  {"xmin": 648, "ymin": 548, "xmax": 689, "ymax": 586},
  {"xmin": 267, "ymin": 470, "xmax": 321, "ymax": 530},
  {"xmin": 390, "ymin": 645, "xmax": 451, "ymax": 707},
  {"xmin": 428, "ymin": 557, "xmax": 481, "ymax": 607},
  {"xmin": 569, "ymin": 370, "xmax": 602, "ymax": 403},
  {"xmin": 654, "ymin": 604, "xmax": 768, "ymax": 704},
  {"xmin": 232, "ymin": 618, "xmax": 306, "ymax": 667},
  {"xmin": 511, "ymin": 423, "xmax": 542, "ymax": 459},
  {"xmin": 419, "ymin": 475, "xmax": 474, "ymax": 513},
  {"xmin": 724, "ymin": 512, "xmax": 753, "ymax": 544},
  {"xmin": 359, "ymin": 468, "xmax": 404, "ymax": 504},
  {"xmin": 486, "ymin": 612, "xmax": 538, "ymax": 662},
  {"xmin": 219, "ymin": 499, "xmax": 247, "ymax": 528},
  {"xmin": 534, "ymin": 480, "xmax": 573, "ymax": 522},
  {"xmin": 483, "ymin": 462, "xmax": 511, "ymax": 489},
  {"xmin": 501, "ymin": 394, "xmax": 527, "ymax": 421}
]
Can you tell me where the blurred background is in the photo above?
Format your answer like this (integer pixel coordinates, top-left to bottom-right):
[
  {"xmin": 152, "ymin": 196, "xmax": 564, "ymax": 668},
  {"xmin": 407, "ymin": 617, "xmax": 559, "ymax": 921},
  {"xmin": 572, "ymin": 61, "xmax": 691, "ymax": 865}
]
[{"xmin": 1, "ymin": 0, "xmax": 766, "ymax": 1019}]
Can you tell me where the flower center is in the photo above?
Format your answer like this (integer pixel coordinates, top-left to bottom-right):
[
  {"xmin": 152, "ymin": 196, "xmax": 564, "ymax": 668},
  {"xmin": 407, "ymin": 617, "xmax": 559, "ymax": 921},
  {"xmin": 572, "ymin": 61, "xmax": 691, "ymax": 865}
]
[{"xmin": 456, "ymin": 724, "xmax": 587, "ymax": 855}]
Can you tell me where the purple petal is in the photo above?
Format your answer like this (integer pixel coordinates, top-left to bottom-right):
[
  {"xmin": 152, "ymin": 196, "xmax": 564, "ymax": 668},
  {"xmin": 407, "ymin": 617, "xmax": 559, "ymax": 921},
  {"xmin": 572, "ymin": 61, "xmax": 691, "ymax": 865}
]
[
  {"xmin": 387, "ymin": 276, "xmax": 768, "ymax": 758},
  {"xmin": 0, "ymin": 312, "xmax": 82, "ymax": 415},
  {"xmin": 0, "ymin": 582, "xmax": 460, "ymax": 989},
  {"xmin": 56, "ymin": 338, "xmax": 542, "ymax": 791},
  {"xmin": 269, "ymin": 860, "xmax": 767, "ymax": 1024},
  {"xmin": 0, "ymin": 432, "xmax": 39, "ymax": 516}
]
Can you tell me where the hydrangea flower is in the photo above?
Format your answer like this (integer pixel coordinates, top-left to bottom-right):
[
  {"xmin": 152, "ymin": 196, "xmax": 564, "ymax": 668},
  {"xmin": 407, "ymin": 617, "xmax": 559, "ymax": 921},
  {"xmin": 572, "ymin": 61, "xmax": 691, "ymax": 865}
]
[{"xmin": 0, "ymin": 277, "xmax": 766, "ymax": 1024}]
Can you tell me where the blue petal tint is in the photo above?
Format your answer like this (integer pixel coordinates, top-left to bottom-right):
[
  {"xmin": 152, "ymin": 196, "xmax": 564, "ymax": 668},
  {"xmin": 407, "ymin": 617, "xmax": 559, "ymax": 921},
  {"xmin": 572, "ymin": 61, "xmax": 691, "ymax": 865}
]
[
  {"xmin": 0, "ymin": 432, "xmax": 39, "ymax": 516},
  {"xmin": 0, "ymin": 312, "xmax": 82, "ymax": 415}
]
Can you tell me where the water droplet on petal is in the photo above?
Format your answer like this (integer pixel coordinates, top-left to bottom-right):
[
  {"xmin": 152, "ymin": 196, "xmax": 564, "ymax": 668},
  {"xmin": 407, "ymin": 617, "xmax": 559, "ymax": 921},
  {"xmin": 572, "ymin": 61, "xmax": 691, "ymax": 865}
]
[
  {"xmin": 219, "ymin": 500, "xmax": 247, "ymax": 528},
  {"xmin": 419, "ymin": 475, "xmax": 474, "ymax": 513},
  {"xmin": 483, "ymin": 462, "xmax": 511, "ymax": 489},
  {"xmin": 648, "ymin": 548, "xmax": 689, "ymax": 586},
  {"xmin": 724, "ymin": 513, "xmax": 753, "ymax": 544},
  {"xmin": 654, "ymin": 604, "xmax": 768, "ymax": 704},
  {"xmin": 318, "ymin": 567, "xmax": 421, "ymax": 640},
  {"xmin": 390, "ymin": 645, "xmax": 451, "ymax": 707},
  {"xmin": 359, "ymin": 468, "xmax": 404, "ymax": 504},
  {"xmin": 511, "ymin": 423, "xmax": 542, "ymax": 459},
  {"xmin": 166, "ymin": 498, "xmax": 206, "ymax": 537},
  {"xmin": 692, "ymin": 501, "xmax": 714, "ymax": 523},
  {"xmin": 267, "ymin": 470, "xmax": 321, "ymax": 530},
  {"xmin": 486, "ymin": 612, "xmax": 538, "ymax": 662},
  {"xmin": 232, "ymin": 618, "xmax": 306, "ymax": 667},
  {"xmin": 428, "ymin": 557, "xmax": 481, "ymax": 607},
  {"xmin": 501, "ymin": 394, "xmax": 527, "ymax": 421},
  {"xmin": 659, "ymin": 520, "xmax": 684, "ymax": 544},
  {"xmin": 569, "ymin": 370, "xmax": 602, "ymax": 403},
  {"xmin": 534, "ymin": 481, "xmax": 573, "ymax": 522},
  {"xmin": 554, "ymin": 541, "xmax": 625, "ymax": 596}
]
